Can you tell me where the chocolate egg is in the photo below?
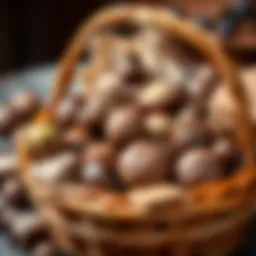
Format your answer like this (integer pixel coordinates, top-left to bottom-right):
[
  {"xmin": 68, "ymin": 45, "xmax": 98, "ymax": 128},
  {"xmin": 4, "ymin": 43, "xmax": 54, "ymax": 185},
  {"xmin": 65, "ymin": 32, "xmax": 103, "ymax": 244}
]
[
  {"xmin": 118, "ymin": 141, "xmax": 168, "ymax": 186},
  {"xmin": 105, "ymin": 106, "xmax": 142, "ymax": 145},
  {"xmin": 54, "ymin": 96, "xmax": 78, "ymax": 128},
  {"xmin": 83, "ymin": 142, "xmax": 116, "ymax": 168},
  {"xmin": 0, "ymin": 104, "xmax": 16, "ymax": 135},
  {"xmin": 175, "ymin": 148, "xmax": 223, "ymax": 185},
  {"xmin": 138, "ymin": 81, "xmax": 186, "ymax": 111},
  {"xmin": 11, "ymin": 92, "xmax": 41, "ymax": 121},
  {"xmin": 144, "ymin": 112, "xmax": 171, "ymax": 138}
]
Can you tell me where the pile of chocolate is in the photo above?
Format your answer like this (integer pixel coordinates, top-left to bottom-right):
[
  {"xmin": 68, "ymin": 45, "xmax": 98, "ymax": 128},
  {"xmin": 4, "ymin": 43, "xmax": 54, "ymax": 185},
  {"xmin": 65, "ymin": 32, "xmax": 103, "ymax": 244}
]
[
  {"xmin": 0, "ymin": 93, "xmax": 66, "ymax": 255},
  {"xmin": 23, "ymin": 31, "xmax": 243, "ymax": 191}
]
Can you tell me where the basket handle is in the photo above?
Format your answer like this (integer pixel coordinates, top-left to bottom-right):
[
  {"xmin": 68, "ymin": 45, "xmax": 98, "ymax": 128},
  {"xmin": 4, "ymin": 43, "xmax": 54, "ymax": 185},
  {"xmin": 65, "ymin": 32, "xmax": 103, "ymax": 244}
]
[{"xmin": 36, "ymin": 4, "xmax": 254, "ymax": 166}]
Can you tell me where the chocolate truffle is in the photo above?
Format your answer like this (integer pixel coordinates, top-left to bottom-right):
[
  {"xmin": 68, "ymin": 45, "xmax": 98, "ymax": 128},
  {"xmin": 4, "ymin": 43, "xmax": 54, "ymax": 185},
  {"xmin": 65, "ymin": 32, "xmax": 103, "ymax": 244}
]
[
  {"xmin": 118, "ymin": 141, "xmax": 168, "ymax": 186},
  {"xmin": 29, "ymin": 241, "xmax": 56, "ymax": 256},
  {"xmin": 0, "ymin": 152, "xmax": 17, "ymax": 185},
  {"xmin": 144, "ymin": 112, "xmax": 171, "ymax": 138},
  {"xmin": 105, "ymin": 106, "xmax": 142, "ymax": 145},
  {"xmin": 63, "ymin": 127, "xmax": 90, "ymax": 151},
  {"xmin": 11, "ymin": 92, "xmax": 41, "ymax": 121},
  {"xmin": 0, "ymin": 104, "xmax": 16, "ymax": 135},
  {"xmin": 138, "ymin": 81, "xmax": 186, "ymax": 111},
  {"xmin": 1, "ymin": 178, "xmax": 29, "ymax": 208},
  {"xmin": 175, "ymin": 148, "xmax": 223, "ymax": 185},
  {"xmin": 189, "ymin": 65, "xmax": 218, "ymax": 101},
  {"xmin": 31, "ymin": 152, "xmax": 79, "ymax": 182},
  {"xmin": 55, "ymin": 96, "xmax": 78, "ymax": 128},
  {"xmin": 77, "ymin": 96, "xmax": 106, "ymax": 127},
  {"xmin": 9, "ymin": 213, "xmax": 48, "ymax": 249}
]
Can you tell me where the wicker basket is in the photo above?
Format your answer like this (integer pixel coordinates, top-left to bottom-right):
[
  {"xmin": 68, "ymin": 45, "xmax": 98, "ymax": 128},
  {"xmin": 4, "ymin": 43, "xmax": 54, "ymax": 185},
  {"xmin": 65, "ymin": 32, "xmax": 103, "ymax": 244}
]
[{"xmin": 18, "ymin": 5, "xmax": 256, "ymax": 256}]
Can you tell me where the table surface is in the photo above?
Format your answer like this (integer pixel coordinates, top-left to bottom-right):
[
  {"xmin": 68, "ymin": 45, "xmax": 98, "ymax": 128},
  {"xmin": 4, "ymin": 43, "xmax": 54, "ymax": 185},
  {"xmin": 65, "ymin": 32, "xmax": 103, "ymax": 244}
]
[{"xmin": 1, "ymin": 64, "xmax": 256, "ymax": 255}]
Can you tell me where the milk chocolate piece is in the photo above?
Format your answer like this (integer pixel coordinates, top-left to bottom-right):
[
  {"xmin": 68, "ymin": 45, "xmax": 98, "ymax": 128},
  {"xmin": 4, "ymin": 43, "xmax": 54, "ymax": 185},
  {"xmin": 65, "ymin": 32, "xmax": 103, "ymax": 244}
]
[
  {"xmin": 31, "ymin": 152, "xmax": 79, "ymax": 182},
  {"xmin": 175, "ymin": 148, "xmax": 223, "ymax": 185},
  {"xmin": 105, "ymin": 106, "xmax": 142, "ymax": 145},
  {"xmin": 118, "ymin": 141, "xmax": 168, "ymax": 186},
  {"xmin": 11, "ymin": 92, "xmax": 41, "ymax": 121}
]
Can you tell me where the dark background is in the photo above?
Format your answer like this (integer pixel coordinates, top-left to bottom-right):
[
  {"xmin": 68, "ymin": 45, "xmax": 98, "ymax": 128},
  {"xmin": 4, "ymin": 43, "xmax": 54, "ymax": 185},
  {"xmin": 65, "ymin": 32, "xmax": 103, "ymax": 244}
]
[{"xmin": 0, "ymin": 0, "xmax": 117, "ymax": 74}]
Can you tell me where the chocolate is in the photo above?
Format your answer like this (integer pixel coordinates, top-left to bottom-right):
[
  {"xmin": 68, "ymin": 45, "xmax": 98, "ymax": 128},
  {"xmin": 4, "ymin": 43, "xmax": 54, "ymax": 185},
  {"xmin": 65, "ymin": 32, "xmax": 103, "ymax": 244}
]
[
  {"xmin": 144, "ymin": 112, "xmax": 171, "ymax": 138},
  {"xmin": 0, "ymin": 152, "xmax": 17, "ymax": 185},
  {"xmin": 105, "ymin": 106, "xmax": 142, "ymax": 145},
  {"xmin": 83, "ymin": 142, "xmax": 116, "ymax": 168},
  {"xmin": 9, "ymin": 213, "xmax": 49, "ymax": 249},
  {"xmin": 29, "ymin": 241, "xmax": 57, "ymax": 256},
  {"xmin": 138, "ymin": 82, "xmax": 186, "ymax": 111},
  {"xmin": 175, "ymin": 148, "xmax": 223, "ymax": 185},
  {"xmin": 189, "ymin": 66, "xmax": 218, "ymax": 101},
  {"xmin": 55, "ymin": 97, "xmax": 78, "ymax": 128},
  {"xmin": 81, "ymin": 162, "xmax": 115, "ymax": 188},
  {"xmin": 0, "ymin": 104, "xmax": 16, "ymax": 135},
  {"xmin": 11, "ymin": 92, "xmax": 41, "ymax": 121},
  {"xmin": 63, "ymin": 127, "xmax": 90, "ymax": 151},
  {"xmin": 1, "ymin": 178, "xmax": 29, "ymax": 208},
  {"xmin": 118, "ymin": 141, "xmax": 168, "ymax": 186},
  {"xmin": 77, "ymin": 96, "xmax": 106, "ymax": 127},
  {"xmin": 31, "ymin": 152, "xmax": 79, "ymax": 182}
]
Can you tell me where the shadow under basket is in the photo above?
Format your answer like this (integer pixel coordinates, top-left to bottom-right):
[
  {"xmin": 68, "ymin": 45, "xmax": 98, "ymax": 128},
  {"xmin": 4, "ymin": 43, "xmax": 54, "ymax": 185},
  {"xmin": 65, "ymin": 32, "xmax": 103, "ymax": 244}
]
[{"xmin": 18, "ymin": 4, "xmax": 256, "ymax": 256}]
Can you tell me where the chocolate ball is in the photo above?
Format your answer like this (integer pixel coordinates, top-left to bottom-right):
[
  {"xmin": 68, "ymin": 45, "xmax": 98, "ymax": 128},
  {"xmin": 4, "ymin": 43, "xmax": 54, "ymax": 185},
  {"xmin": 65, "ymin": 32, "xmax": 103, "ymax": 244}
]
[
  {"xmin": 105, "ymin": 106, "xmax": 142, "ymax": 145},
  {"xmin": 81, "ymin": 162, "xmax": 115, "ymax": 188},
  {"xmin": 0, "ymin": 152, "xmax": 17, "ymax": 186},
  {"xmin": 83, "ymin": 142, "xmax": 116, "ymax": 168},
  {"xmin": 144, "ymin": 112, "xmax": 171, "ymax": 138},
  {"xmin": 55, "ymin": 97, "xmax": 78, "ymax": 128},
  {"xmin": 1, "ymin": 178, "xmax": 29, "ymax": 208},
  {"xmin": 63, "ymin": 127, "xmax": 90, "ymax": 151},
  {"xmin": 31, "ymin": 152, "xmax": 79, "ymax": 182},
  {"xmin": 11, "ymin": 92, "xmax": 41, "ymax": 121},
  {"xmin": 0, "ymin": 104, "xmax": 16, "ymax": 135},
  {"xmin": 175, "ymin": 148, "xmax": 223, "ymax": 185},
  {"xmin": 9, "ymin": 213, "xmax": 49, "ymax": 249},
  {"xmin": 29, "ymin": 241, "xmax": 56, "ymax": 256},
  {"xmin": 138, "ymin": 82, "xmax": 186, "ymax": 111},
  {"xmin": 77, "ymin": 96, "xmax": 106, "ymax": 127},
  {"xmin": 113, "ymin": 51, "xmax": 147, "ymax": 84},
  {"xmin": 189, "ymin": 66, "xmax": 218, "ymax": 101},
  {"xmin": 118, "ymin": 141, "xmax": 168, "ymax": 186},
  {"xmin": 171, "ymin": 113, "xmax": 214, "ymax": 152}
]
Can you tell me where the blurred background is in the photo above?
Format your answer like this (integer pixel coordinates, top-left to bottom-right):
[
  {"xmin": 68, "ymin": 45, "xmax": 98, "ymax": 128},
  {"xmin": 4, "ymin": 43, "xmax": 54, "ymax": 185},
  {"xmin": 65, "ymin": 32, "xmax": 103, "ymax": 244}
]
[{"xmin": 1, "ymin": 0, "xmax": 255, "ymax": 74}]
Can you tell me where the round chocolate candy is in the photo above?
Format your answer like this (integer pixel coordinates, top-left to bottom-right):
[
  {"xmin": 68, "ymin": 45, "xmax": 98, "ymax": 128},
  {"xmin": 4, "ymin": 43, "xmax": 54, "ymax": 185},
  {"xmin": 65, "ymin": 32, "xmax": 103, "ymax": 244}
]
[
  {"xmin": 83, "ymin": 142, "xmax": 116, "ymax": 168},
  {"xmin": 11, "ymin": 92, "xmax": 41, "ymax": 121},
  {"xmin": 144, "ymin": 112, "xmax": 171, "ymax": 138},
  {"xmin": 175, "ymin": 148, "xmax": 223, "ymax": 185},
  {"xmin": 9, "ymin": 213, "xmax": 49, "ymax": 249},
  {"xmin": 212, "ymin": 137, "xmax": 241, "ymax": 173},
  {"xmin": 63, "ymin": 127, "xmax": 90, "ymax": 151},
  {"xmin": 29, "ymin": 241, "xmax": 57, "ymax": 256},
  {"xmin": 118, "ymin": 141, "xmax": 168, "ymax": 186},
  {"xmin": 138, "ymin": 81, "xmax": 186, "ymax": 111},
  {"xmin": 31, "ymin": 152, "xmax": 79, "ymax": 182},
  {"xmin": 1, "ymin": 178, "xmax": 29, "ymax": 208},
  {"xmin": 0, "ymin": 152, "xmax": 17, "ymax": 186},
  {"xmin": 0, "ymin": 104, "xmax": 16, "ymax": 135},
  {"xmin": 105, "ymin": 105, "xmax": 142, "ymax": 145},
  {"xmin": 54, "ymin": 96, "xmax": 78, "ymax": 128},
  {"xmin": 77, "ymin": 96, "xmax": 107, "ymax": 127},
  {"xmin": 81, "ymin": 162, "xmax": 115, "ymax": 188},
  {"xmin": 189, "ymin": 66, "xmax": 218, "ymax": 101}
]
